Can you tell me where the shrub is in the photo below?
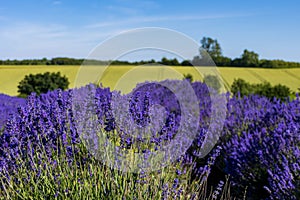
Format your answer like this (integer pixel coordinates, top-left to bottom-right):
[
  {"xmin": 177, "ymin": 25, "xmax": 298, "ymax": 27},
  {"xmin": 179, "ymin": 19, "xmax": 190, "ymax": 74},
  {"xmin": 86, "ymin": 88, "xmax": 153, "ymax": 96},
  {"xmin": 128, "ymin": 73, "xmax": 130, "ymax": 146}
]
[
  {"xmin": 203, "ymin": 75, "xmax": 222, "ymax": 92},
  {"xmin": 183, "ymin": 73, "xmax": 193, "ymax": 82},
  {"xmin": 271, "ymin": 84, "xmax": 291, "ymax": 100},
  {"xmin": 231, "ymin": 78, "xmax": 291, "ymax": 100},
  {"xmin": 18, "ymin": 72, "xmax": 69, "ymax": 97},
  {"xmin": 221, "ymin": 95, "xmax": 300, "ymax": 199}
]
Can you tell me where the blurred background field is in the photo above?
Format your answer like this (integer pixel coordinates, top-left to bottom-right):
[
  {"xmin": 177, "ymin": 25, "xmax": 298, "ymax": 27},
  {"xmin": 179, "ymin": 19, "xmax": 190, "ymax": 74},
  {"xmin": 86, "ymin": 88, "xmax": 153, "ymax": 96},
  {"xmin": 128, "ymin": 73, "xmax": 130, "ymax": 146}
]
[{"xmin": 1, "ymin": 65, "xmax": 299, "ymax": 96}]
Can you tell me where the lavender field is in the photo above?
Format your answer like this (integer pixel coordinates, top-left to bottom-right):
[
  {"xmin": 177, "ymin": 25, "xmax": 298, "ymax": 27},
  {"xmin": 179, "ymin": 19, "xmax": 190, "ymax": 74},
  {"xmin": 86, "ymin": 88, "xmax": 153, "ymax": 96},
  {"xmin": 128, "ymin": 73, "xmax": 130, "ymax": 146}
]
[
  {"xmin": 0, "ymin": 80, "xmax": 299, "ymax": 199},
  {"xmin": 1, "ymin": 0, "xmax": 300, "ymax": 199}
]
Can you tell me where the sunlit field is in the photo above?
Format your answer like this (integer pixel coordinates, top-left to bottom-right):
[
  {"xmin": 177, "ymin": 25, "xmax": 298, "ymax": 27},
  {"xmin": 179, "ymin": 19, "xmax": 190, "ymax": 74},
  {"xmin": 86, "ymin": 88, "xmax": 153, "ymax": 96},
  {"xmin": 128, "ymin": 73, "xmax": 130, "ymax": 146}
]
[{"xmin": 1, "ymin": 65, "xmax": 300, "ymax": 96}]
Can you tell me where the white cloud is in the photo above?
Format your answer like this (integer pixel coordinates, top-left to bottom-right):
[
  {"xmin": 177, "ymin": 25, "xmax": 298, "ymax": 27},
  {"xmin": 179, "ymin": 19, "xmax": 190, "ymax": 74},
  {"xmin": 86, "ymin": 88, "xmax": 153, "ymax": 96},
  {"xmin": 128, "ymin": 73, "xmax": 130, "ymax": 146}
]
[
  {"xmin": 1, "ymin": 23, "xmax": 67, "ymax": 39},
  {"xmin": 86, "ymin": 13, "xmax": 249, "ymax": 29},
  {"xmin": 0, "ymin": 10, "xmax": 253, "ymax": 60},
  {"xmin": 0, "ymin": 22, "xmax": 125, "ymax": 59}
]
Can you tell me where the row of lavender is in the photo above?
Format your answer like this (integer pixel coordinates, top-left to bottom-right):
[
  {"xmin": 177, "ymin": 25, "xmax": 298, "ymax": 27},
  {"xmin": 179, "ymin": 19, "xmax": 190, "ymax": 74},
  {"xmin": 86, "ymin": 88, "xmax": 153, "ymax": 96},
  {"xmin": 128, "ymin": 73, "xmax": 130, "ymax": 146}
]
[
  {"xmin": 0, "ymin": 81, "xmax": 299, "ymax": 199},
  {"xmin": 0, "ymin": 94, "xmax": 26, "ymax": 130}
]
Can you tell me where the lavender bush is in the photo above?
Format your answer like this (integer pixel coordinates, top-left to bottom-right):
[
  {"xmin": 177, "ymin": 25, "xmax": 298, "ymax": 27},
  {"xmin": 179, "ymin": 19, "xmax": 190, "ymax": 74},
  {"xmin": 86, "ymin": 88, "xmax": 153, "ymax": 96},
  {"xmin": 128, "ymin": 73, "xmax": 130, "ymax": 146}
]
[
  {"xmin": 0, "ymin": 94, "xmax": 26, "ymax": 130},
  {"xmin": 221, "ymin": 95, "xmax": 300, "ymax": 199},
  {"xmin": 0, "ymin": 80, "xmax": 299, "ymax": 199}
]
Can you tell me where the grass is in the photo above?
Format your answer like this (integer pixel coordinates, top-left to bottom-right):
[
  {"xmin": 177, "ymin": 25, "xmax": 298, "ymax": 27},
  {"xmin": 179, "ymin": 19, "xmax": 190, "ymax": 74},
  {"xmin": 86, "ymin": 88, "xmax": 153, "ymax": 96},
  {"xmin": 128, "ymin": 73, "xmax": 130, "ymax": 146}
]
[{"xmin": 1, "ymin": 65, "xmax": 300, "ymax": 96}]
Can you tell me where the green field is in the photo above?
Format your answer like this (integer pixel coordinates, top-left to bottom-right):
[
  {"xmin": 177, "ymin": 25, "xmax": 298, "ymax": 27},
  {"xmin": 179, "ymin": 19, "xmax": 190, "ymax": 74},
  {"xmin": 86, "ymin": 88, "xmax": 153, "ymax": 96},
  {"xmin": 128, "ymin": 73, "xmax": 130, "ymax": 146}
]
[{"xmin": 1, "ymin": 65, "xmax": 300, "ymax": 96}]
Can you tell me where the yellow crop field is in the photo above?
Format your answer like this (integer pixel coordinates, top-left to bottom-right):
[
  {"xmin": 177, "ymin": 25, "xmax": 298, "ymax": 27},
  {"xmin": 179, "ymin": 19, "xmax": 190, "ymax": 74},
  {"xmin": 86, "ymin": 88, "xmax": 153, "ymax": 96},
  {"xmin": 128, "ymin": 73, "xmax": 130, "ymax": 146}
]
[{"xmin": 0, "ymin": 65, "xmax": 299, "ymax": 96}]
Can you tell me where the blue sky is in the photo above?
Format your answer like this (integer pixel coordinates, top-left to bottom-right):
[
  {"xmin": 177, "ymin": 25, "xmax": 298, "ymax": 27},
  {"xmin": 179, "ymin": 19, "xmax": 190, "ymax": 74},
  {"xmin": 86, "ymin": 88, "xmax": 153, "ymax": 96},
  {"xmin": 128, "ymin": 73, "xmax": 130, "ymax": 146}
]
[{"xmin": 0, "ymin": 0, "xmax": 299, "ymax": 61}]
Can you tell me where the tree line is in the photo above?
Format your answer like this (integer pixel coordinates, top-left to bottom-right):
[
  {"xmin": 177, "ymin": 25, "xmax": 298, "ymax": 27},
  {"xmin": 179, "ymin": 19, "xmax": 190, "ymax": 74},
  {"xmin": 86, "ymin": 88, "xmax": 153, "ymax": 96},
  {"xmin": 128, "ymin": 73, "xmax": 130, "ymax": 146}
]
[
  {"xmin": 0, "ymin": 57, "xmax": 192, "ymax": 66},
  {"xmin": 195, "ymin": 37, "xmax": 300, "ymax": 68},
  {"xmin": 1, "ymin": 37, "xmax": 300, "ymax": 68},
  {"xmin": 2, "ymin": 56, "xmax": 299, "ymax": 68}
]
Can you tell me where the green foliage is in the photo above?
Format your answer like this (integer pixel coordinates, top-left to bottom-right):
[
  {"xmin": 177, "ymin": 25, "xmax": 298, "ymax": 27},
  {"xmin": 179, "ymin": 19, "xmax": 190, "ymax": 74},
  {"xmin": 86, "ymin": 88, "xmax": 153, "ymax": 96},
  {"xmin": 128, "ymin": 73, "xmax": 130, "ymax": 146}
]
[
  {"xmin": 183, "ymin": 73, "xmax": 193, "ymax": 82},
  {"xmin": 181, "ymin": 60, "xmax": 193, "ymax": 66},
  {"xmin": 203, "ymin": 75, "xmax": 222, "ymax": 92},
  {"xmin": 231, "ymin": 78, "xmax": 291, "ymax": 100},
  {"xmin": 231, "ymin": 79, "xmax": 253, "ymax": 97},
  {"xmin": 272, "ymin": 84, "xmax": 291, "ymax": 99},
  {"xmin": 214, "ymin": 56, "xmax": 232, "ymax": 66},
  {"xmin": 50, "ymin": 57, "xmax": 84, "ymax": 65},
  {"xmin": 259, "ymin": 59, "xmax": 300, "ymax": 68},
  {"xmin": 160, "ymin": 57, "xmax": 180, "ymax": 66},
  {"xmin": 18, "ymin": 72, "xmax": 69, "ymax": 96},
  {"xmin": 241, "ymin": 49, "xmax": 259, "ymax": 67},
  {"xmin": 200, "ymin": 37, "xmax": 222, "ymax": 58},
  {"xmin": 231, "ymin": 49, "xmax": 259, "ymax": 67},
  {"xmin": 190, "ymin": 37, "xmax": 223, "ymax": 66},
  {"xmin": 1, "ymin": 54, "xmax": 300, "ymax": 68}
]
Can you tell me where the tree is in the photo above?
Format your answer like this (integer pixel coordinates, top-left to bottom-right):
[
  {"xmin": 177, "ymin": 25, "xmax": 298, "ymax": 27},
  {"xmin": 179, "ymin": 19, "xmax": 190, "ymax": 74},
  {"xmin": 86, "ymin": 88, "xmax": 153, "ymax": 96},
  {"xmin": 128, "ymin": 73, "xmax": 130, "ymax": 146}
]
[
  {"xmin": 200, "ymin": 37, "xmax": 222, "ymax": 58},
  {"xmin": 259, "ymin": 60, "xmax": 277, "ymax": 68},
  {"xmin": 181, "ymin": 60, "xmax": 193, "ymax": 66},
  {"xmin": 160, "ymin": 57, "xmax": 180, "ymax": 66},
  {"xmin": 240, "ymin": 49, "xmax": 259, "ymax": 67},
  {"xmin": 18, "ymin": 72, "xmax": 69, "ymax": 97},
  {"xmin": 169, "ymin": 58, "xmax": 180, "ymax": 66},
  {"xmin": 192, "ymin": 53, "xmax": 215, "ymax": 66},
  {"xmin": 214, "ymin": 56, "xmax": 232, "ymax": 66},
  {"xmin": 192, "ymin": 37, "xmax": 224, "ymax": 66}
]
